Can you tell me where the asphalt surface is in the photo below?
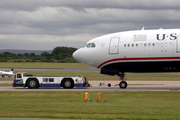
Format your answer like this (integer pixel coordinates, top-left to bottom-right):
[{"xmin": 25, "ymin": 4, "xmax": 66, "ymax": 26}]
[
  {"xmin": 1, "ymin": 81, "xmax": 180, "ymax": 91},
  {"xmin": 1, "ymin": 85, "xmax": 180, "ymax": 91}
]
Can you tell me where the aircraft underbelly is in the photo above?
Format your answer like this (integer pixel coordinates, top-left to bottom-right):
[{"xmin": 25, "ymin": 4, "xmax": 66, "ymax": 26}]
[{"xmin": 101, "ymin": 60, "xmax": 180, "ymax": 73}]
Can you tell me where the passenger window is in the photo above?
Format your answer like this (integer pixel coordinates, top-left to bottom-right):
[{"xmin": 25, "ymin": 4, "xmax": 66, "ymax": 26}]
[
  {"xmin": 144, "ymin": 43, "xmax": 146, "ymax": 46},
  {"xmin": 128, "ymin": 44, "xmax": 130, "ymax": 47},
  {"xmin": 132, "ymin": 44, "xmax": 134, "ymax": 47},
  {"xmin": 148, "ymin": 43, "xmax": 151, "ymax": 46},
  {"xmin": 136, "ymin": 44, "xmax": 138, "ymax": 47},
  {"xmin": 124, "ymin": 44, "xmax": 126, "ymax": 47},
  {"xmin": 152, "ymin": 43, "xmax": 155, "ymax": 46}
]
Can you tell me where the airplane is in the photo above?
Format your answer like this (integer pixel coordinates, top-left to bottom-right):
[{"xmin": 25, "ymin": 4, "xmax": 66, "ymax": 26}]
[
  {"xmin": 73, "ymin": 28, "xmax": 180, "ymax": 89},
  {"xmin": 0, "ymin": 68, "xmax": 14, "ymax": 77}
]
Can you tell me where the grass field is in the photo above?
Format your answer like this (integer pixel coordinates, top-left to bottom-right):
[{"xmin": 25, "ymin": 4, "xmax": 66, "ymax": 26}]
[
  {"xmin": 1, "ymin": 72, "xmax": 180, "ymax": 82},
  {"xmin": 0, "ymin": 62, "xmax": 180, "ymax": 119},
  {"xmin": 0, "ymin": 62, "xmax": 92, "ymax": 68},
  {"xmin": 1, "ymin": 62, "xmax": 180, "ymax": 81},
  {"xmin": 1, "ymin": 71, "xmax": 180, "ymax": 81},
  {"xmin": 0, "ymin": 91, "xmax": 179, "ymax": 120}
]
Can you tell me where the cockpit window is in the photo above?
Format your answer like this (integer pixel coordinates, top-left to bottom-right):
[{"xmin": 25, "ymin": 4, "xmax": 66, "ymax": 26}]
[
  {"xmin": 85, "ymin": 43, "xmax": 96, "ymax": 48},
  {"xmin": 91, "ymin": 43, "xmax": 96, "ymax": 48},
  {"xmin": 86, "ymin": 43, "xmax": 91, "ymax": 48}
]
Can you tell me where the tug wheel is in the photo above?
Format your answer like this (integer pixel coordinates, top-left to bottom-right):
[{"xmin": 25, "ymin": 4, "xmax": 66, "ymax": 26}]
[
  {"xmin": 27, "ymin": 79, "xmax": 39, "ymax": 89},
  {"xmin": 63, "ymin": 79, "xmax": 74, "ymax": 89}
]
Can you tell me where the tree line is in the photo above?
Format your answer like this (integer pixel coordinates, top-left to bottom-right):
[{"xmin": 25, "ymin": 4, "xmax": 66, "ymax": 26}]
[{"xmin": 0, "ymin": 47, "xmax": 78, "ymax": 63}]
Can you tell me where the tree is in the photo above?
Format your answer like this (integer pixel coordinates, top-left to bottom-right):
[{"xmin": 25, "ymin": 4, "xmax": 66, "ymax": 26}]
[
  {"xmin": 41, "ymin": 52, "xmax": 51, "ymax": 57},
  {"xmin": 29, "ymin": 53, "xmax": 36, "ymax": 57},
  {"xmin": 24, "ymin": 53, "xmax": 29, "ymax": 57},
  {"xmin": 52, "ymin": 47, "xmax": 77, "ymax": 56},
  {"xmin": 40, "ymin": 52, "xmax": 51, "ymax": 61},
  {"xmin": 2, "ymin": 52, "xmax": 16, "ymax": 60},
  {"xmin": 51, "ymin": 47, "xmax": 77, "ymax": 62},
  {"xmin": 0, "ymin": 46, "xmax": 78, "ymax": 63}
]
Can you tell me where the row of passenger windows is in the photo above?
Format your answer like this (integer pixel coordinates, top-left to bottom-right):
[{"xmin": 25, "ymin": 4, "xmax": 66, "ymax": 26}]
[
  {"xmin": 124, "ymin": 43, "xmax": 172, "ymax": 47},
  {"xmin": 84, "ymin": 42, "xmax": 173, "ymax": 48},
  {"xmin": 85, "ymin": 43, "xmax": 96, "ymax": 48}
]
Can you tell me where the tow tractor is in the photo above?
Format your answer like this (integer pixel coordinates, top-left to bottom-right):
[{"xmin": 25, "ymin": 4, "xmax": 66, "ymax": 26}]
[{"xmin": 13, "ymin": 72, "xmax": 89, "ymax": 89}]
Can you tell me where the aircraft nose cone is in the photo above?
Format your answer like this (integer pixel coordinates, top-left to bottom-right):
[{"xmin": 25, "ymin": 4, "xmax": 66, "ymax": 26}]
[{"xmin": 73, "ymin": 49, "xmax": 81, "ymax": 62}]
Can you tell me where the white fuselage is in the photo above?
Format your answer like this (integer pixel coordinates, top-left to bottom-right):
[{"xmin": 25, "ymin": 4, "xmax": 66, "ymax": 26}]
[
  {"xmin": 73, "ymin": 29, "xmax": 180, "ymax": 75},
  {"xmin": 0, "ymin": 69, "xmax": 14, "ymax": 76}
]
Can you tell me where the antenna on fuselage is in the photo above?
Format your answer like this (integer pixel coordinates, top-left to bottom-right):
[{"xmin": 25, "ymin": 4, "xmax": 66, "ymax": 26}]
[{"xmin": 141, "ymin": 27, "xmax": 145, "ymax": 30}]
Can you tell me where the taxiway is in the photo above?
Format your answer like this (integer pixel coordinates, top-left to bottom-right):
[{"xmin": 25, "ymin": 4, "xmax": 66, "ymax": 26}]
[
  {"xmin": 1, "ymin": 85, "xmax": 180, "ymax": 91},
  {"xmin": 1, "ymin": 81, "xmax": 180, "ymax": 91}
]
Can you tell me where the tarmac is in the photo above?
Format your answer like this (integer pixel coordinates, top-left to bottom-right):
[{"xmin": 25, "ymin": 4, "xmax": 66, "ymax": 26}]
[{"xmin": 0, "ymin": 81, "xmax": 180, "ymax": 91}]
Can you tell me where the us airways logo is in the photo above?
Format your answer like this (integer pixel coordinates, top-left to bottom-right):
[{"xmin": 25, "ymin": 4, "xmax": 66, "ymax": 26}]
[{"xmin": 157, "ymin": 33, "xmax": 177, "ymax": 41}]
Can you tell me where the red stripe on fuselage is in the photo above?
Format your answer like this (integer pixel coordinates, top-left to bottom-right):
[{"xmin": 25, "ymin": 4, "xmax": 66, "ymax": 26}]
[{"xmin": 97, "ymin": 57, "xmax": 180, "ymax": 68}]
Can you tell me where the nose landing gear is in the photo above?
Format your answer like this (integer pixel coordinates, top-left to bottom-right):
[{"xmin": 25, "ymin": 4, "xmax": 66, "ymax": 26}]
[{"xmin": 118, "ymin": 72, "xmax": 127, "ymax": 89}]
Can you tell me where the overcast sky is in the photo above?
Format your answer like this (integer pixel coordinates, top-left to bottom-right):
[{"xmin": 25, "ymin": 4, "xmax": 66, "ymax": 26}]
[{"xmin": 0, "ymin": 0, "xmax": 180, "ymax": 50}]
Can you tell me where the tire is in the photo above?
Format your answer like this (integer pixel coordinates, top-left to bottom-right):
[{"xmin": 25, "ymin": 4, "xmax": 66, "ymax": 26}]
[
  {"xmin": 27, "ymin": 79, "xmax": 39, "ymax": 89},
  {"xmin": 119, "ymin": 81, "xmax": 127, "ymax": 89},
  {"xmin": 63, "ymin": 79, "xmax": 74, "ymax": 89}
]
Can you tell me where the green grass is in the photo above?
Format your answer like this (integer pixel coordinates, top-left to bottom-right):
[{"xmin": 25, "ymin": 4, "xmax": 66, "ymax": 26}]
[
  {"xmin": 0, "ymin": 62, "xmax": 92, "ymax": 68},
  {"xmin": 0, "ymin": 84, "xmax": 12, "ymax": 86},
  {"xmin": 1, "ymin": 71, "xmax": 180, "ymax": 82},
  {"xmin": 0, "ymin": 62, "xmax": 180, "ymax": 81},
  {"xmin": 0, "ymin": 77, "xmax": 13, "ymax": 81},
  {"xmin": 0, "ymin": 62, "xmax": 180, "ymax": 119},
  {"xmin": 0, "ymin": 91, "xmax": 179, "ymax": 120},
  {"xmin": 1, "ymin": 62, "xmax": 180, "ymax": 82}
]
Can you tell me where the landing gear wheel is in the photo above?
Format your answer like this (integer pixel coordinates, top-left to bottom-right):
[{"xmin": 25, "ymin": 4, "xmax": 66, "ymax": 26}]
[
  {"xmin": 63, "ymin": 79, "xmax": 74, "ymax": 89},
  {"xmin": 27, "ymin": 79, "xmax": 39, "ymax": 89},
  {"xmin": 119, "ymin": 81, "xmax": 127, "ymax": 89}
]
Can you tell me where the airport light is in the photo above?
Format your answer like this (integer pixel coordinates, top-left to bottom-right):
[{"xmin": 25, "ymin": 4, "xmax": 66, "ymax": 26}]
[{"xmin": 84, "ymin": 92, "xmax": 89, "ymax": 102}]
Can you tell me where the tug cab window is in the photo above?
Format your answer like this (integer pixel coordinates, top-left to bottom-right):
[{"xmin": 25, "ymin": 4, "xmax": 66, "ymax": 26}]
[
  {"xmin": 17, "ymin": 74, "xmax": 22, "ymax": 78},
  {"xmin": 86, "ymin": 43, "xmax": 96, "ymax": 48}
]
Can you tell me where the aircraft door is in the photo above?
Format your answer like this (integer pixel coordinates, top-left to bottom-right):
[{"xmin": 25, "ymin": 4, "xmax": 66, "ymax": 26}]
[
  {"xmin": 176, "ymin": 36, "xmax": 180, "ymax": 53},
  {"xmin": 109, "ymin": 37, "xmax": 120, "ymax": 54}
]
